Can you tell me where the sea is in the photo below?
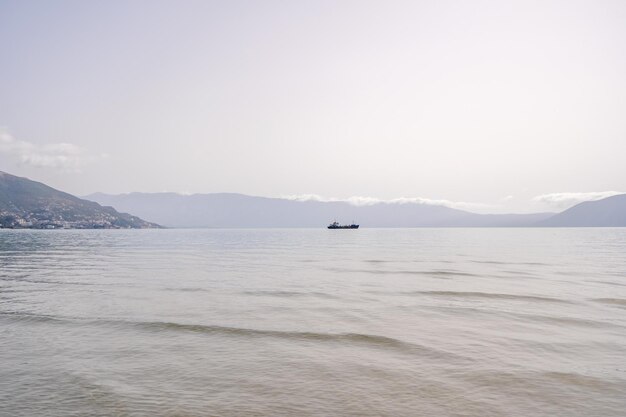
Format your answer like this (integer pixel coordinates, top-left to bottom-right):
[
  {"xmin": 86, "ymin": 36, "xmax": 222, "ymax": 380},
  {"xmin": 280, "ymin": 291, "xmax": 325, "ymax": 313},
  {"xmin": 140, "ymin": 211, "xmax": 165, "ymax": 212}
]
[{"xmin": 1, "ymin": 228, "xmax": 625, "ymax": 416}]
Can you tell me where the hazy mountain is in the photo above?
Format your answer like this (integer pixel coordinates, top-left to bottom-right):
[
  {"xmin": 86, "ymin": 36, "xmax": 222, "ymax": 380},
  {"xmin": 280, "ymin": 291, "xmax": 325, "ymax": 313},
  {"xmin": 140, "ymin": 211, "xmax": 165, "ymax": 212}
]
[
  {"xmin": 0, "ymin": 171, "xmax": 160, "ymax": 229},
  {"xmin": 538, "ymin": 194, "xmax": 626, "ymax": 227},
  {"xmin": 85, "ymin": 192, "xmax": 553, "ymax": 228}
]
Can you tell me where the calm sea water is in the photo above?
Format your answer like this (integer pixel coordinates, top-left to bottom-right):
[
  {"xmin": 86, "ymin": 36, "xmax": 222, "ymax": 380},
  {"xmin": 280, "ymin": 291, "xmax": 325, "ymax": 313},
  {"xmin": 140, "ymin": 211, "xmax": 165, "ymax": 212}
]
[{"xmin": 1, "ymin": 228, "xmax": 625, "ymax": 416}]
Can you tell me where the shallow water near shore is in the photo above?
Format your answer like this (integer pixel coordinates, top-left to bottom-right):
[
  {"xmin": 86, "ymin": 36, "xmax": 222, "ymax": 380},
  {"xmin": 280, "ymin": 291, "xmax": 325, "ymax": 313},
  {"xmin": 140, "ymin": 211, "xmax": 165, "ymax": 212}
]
[{"xmin": 1, "ymin": 228, "xmax": 625, "ymax": 416}]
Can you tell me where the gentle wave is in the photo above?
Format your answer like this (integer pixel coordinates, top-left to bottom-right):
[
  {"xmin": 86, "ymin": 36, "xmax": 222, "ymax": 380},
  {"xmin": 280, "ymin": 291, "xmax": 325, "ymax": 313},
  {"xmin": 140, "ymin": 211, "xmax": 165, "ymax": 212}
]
[
  {"xmin": 424, "ymin": 306, "xmax": 624, "ymax": 329},
  {"xmin": 409, "ymin": 291, "xmax": 572, "ymax": 304},
  {"xmin": 0, "ymin": 311, "xmax": 462, "ymax": 360},
  {"xmin": 519, "ymin": 313, "xmax": 625, "ymax": 329},
  {"xmin": 326, "ymin": 267, "xmax": 480, "ymax": 277},
  {"xmin": 0, "ymin": 311, "xmax": 67, "ymax": 324},
  {"xmin": 241, "ymin": 290, "xmax": 339, "ymax": 299},
  {"xmin": 592, "ymin": 281, "xmax": 626, "ymax": 287},
  {"xmin": 133, "ymin": 321, "xmax": 463, "ymax": 359},
  {"xmin": 592, "ymin": 298, "xmax": 626, "ymax": 307},
  {"xmin": 471, "ymin": 260, "xmax": 551, "ymax": 266},
  {"xmin": 162, "ymin": 287, "xmax": 212, "ymax": 292},
  {"xmin": 461, "ymin": 369, "xmax": 625, "ymax": 394},
  {"xmin": 0, "ymin": 276, "xmax": 97, "ymax": 286}
]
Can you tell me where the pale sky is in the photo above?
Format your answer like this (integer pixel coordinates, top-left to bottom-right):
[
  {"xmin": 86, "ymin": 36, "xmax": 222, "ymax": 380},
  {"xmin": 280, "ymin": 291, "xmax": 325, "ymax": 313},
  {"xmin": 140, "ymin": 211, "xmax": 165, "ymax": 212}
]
[{"xmin": 1, "ymin": 0, "xmax": 625, "ymax": 213}]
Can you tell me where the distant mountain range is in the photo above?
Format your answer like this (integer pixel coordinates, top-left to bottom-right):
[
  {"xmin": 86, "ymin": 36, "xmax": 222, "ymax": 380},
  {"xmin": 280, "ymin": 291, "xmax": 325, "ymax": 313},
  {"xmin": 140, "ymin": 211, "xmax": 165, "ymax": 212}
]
[
  {"xmin": 2, "ymin": 170, "xmax": 623, "ymax": 229},
  {"xmin": 85, "ymin": 192, "xmax": 556, "ymax": 228},
  {"xmin": 538, "ymin": 194, "xmax": 626, "ymax": 227},
  {"xmin": 0, "ymin": 171, "xmax": 160, "ymax": 229}
]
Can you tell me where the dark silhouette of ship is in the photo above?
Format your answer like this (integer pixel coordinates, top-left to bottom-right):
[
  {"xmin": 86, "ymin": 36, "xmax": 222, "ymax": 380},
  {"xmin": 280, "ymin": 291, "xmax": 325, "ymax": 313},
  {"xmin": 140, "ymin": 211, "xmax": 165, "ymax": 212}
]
[{"xmin": 327, "ymin": 221, "xmax": 359, "ymax": 229}]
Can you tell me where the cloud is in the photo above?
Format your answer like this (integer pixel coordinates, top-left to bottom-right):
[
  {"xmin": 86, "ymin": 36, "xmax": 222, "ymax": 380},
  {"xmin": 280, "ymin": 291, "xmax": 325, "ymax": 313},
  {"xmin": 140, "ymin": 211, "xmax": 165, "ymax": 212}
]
[
  {"xmin": 282, "ymin": 194, "xmax": 495, "ymax": 211},
  {"xmin": 532, "ymin": 191, "xmax": 625, "ymax": 208},
  {"xmin": 0, "ymin": 129, "xmax": 102, "ymax": 172},
  {"xmin": 284, "ymin": 194, "xmax": 327, "ymax": 202}
]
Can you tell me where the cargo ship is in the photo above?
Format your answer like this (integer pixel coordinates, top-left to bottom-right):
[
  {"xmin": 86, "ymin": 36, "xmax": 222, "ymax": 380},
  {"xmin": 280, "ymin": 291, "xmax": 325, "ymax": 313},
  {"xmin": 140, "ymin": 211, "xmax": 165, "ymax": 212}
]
[{"xmin": 327, "ymin": 221, "xmax": 359, "ymax": 229}]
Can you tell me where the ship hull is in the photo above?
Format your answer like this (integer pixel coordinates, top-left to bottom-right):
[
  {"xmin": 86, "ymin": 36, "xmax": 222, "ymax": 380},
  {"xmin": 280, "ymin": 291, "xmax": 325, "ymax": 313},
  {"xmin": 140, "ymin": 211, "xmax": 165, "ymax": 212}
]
[{"xmin": 327, "ymin": 225, "xmax": 359, "ymax": 229}]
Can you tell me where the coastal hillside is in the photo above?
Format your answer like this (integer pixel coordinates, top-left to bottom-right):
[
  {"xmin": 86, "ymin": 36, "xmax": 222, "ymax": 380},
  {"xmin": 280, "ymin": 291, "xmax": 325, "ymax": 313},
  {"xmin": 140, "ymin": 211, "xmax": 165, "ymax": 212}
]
[
  {"xmin": 86, "ymin": 192, "xmax": 553, "ymax": 228},
  {"xmin": 538, "ymin": 194, "xmax": 626, "ymax": 227},
  {"xmin": 0, "ymin": 171, "xmax": 160, "ymax": 229}
]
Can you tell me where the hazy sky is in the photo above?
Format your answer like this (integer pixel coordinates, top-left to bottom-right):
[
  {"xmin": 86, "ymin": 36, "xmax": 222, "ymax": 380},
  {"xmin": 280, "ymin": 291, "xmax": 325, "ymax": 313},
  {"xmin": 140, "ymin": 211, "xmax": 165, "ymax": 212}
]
[{"xmin": 1, "ymin": 0, "xmax": 625, "ymax": 213}]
